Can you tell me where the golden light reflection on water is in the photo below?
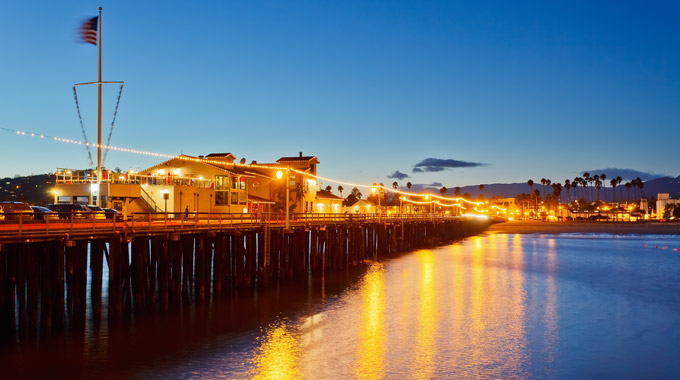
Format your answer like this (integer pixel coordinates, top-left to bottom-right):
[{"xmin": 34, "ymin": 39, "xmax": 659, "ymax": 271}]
[
  {"xmin": 544, "ymin": 238, "xmax": 559, "ymax": 374},
  {"xmin": 464, "ymin": 234, "xmax": 528, "ymax": 378},
  {"xmin": 250, "ymin": 323, "xmax": 301, "ymax": 380},
  {"xmin": 353, "ymin": 264, "xmax": 386, "ymax": 380},
  {"xmin": 247, "ymin": 234, "xmax": 559, "ymax": 379},
  {"xmin": 410, "ymin": 250, "xmax": 437, "ymax": 379}
]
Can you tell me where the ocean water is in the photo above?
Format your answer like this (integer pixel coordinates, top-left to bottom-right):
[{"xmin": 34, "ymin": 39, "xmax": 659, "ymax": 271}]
[{"xmin": 4, "ymin": 233, "xmax": 680, "ymax": 379}]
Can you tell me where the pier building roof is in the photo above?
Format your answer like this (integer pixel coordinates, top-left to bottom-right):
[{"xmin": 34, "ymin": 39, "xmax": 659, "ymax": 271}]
[{"xmin": 315, "ymin": 190, "xmax": 343, "ymax": 201}]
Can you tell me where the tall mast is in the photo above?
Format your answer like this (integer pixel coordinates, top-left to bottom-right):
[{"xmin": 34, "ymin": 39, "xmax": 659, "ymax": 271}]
[{"xmin": 96, "ymin": 7, "xmax": 102, "ymax": 206}]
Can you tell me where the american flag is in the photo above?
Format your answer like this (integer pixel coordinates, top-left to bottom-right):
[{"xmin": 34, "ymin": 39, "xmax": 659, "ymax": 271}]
[{"xmin": 81, "ymin": 16, "xmax": 98, "ymax": 45}]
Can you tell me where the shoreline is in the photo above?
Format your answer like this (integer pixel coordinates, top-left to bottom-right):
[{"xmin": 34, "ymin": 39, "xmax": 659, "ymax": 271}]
[{"xmin": 486, "ymin": 220, "xmax": 680, "ymax": 235}]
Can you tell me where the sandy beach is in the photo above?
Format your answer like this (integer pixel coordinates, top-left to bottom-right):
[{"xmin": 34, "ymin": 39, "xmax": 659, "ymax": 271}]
[{"xmin": 487, "ymin": 220, "xmax": 680, "ymax": 235}]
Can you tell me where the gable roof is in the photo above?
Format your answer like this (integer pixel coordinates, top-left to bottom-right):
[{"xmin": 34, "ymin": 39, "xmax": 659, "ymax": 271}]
[
  {"xmin": 315, "ymin": 190, "xmax": 343, "ymax": 201},
  {"xmin": 203, "ymin": 153, "xmax": 236, "ymax": 163},
  {"xmin": 139, "ymin": 155, "xmax": 245, "ymax": 177},
  {"xmin": 205, "ymin": 152, "xmax": 235, "ymax": 158},
  {"xmin": 277, "ymin": 156, "xmax": 320, "ymax": 164},
  {"xmin": 345, "ymin": 199, "xmax": 375, "ymax": 207}
]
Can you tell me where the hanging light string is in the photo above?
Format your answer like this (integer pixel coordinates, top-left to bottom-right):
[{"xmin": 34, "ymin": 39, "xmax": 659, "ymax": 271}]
[
  {"xmin": 290, "ymin": 168, "xmax": 485, "ymax": 205},
  {"xmin": 4, "ymin": 126, "xmax": 490, "ymax": 206},
  {"xmin": 2, "ymin": 127, "xmax": 175, "ymax": 158}
]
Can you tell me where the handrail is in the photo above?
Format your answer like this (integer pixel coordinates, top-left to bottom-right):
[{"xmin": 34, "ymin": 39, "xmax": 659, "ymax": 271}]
[
  {"xmin": 139, "ymin": 186, "xmax": 163, "ymax": 212},
  {"xmin": 0, "ymin": 212, "xmax": 479, "ymax": 242}
]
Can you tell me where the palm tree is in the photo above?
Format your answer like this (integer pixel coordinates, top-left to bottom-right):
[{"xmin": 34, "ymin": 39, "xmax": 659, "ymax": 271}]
[
  {"xmin": 564, "ymin": 179, "xmax": 571, "ymax": 203},
  {"xmin": 571, "ymin": 177, "xmax": 579, "ymax": 201},
  {"xmin": 581, "ymin": 177, "xmax": 589, "ymax": 204},
  {"xmin": 454, "ymin": 187, "xmax": 461, "ymax": 197},
  {"xmin": 610, "ymin": 178, "xmax": 617, "ymax": 203},
  {"xmin": 551, "ymin": 183, "xmax": 562, "ymax": 208},
  {"xmin": 440, "ymin": 187, "xmax": 447, "ymax": 196},
  {"xmin": 600, "ymin": 173, "xmax": 607, "ymax": 203},
  {"xmin": 595, "ymin": 178, "xmax": 602, "ymax": 201},
  {"xmin": 533, "ymin": 189, "xmax": 541, "ymax": 215},
  {"xmin": 582, "ymin": 172, "xmax": 590, "ymax": 202},
  {"xmin": 527, "ymin": 179, "xmax": 534, "ymax": 196},
  {"xmin": 638, "ymin": 179, "xmax": 645, "ymax": 199},
  {"xmin": 338, "ymin": 185, "xmax": 344, "ymax": 198},
  {"xmin": 406, "ymin": 182, "xmax": 412, "ymax": 193},
  {"xmin": 545, "ymin": 179, "xmax": 552, "ymax": 197},
  {"xmin": 634, "ymin": 177, "xmax": 643, "ymax": 200},
  {"xmin": 616, "ymin": 176, "xmax": 623, "ymax": 202},
  {"xmin": 625, "ymin": 182, "xmax": 632, "ymax": 202},
  {"xmin": 392, "ymin": 181, "xmax": 398, "ymax": 190},
  {"xmin": 325, "ymin": 185, "xmax": 332, "ymax": 192},
  {"xmin": 479, "ymin": 184, "xmax": 485, "ymax": 197},
  {"xmin": 540, "ymin": 178, "xmax": 547, "ymax": 197}
]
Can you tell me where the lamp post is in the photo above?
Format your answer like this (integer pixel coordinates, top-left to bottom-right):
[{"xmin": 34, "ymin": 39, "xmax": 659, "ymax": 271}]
[
  {"xmin": 276, "ymin": 169, "xmax": 291, "ymax": 231},
  {"xmin": 371, "ymin": 183, "xmax": 382, "ymax": 220}
]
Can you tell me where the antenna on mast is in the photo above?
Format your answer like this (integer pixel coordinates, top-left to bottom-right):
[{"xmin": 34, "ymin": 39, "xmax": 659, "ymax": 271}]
[{"xmin": 73, "ymin": 7, "xmax": 124, "ymax": 207}]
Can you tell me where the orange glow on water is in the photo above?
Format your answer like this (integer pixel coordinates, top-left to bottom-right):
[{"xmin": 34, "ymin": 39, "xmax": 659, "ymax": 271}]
[
  {"xmin": 410, "ymin": 250, "xmax": 437, "ymax": 379},
  {"xmin": 353, "ymin": 264, "xmax": 387, "ymax": 380},
  {"xmin": 250, "ymin": 323, "xmax": 301, "ymax": 380}
]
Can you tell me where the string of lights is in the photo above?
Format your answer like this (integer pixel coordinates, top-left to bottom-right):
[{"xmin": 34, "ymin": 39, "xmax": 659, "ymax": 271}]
[
  {"xmin": 4, "ymin": 126, "xmax": 489, "ymax": 207},
  {"xmin": 1, "ymin": 127, "xmax": 175, "ymax": 159},
  {"xmin": 289, "ymin": 168, "xmax": 485, "ymax": 205}
]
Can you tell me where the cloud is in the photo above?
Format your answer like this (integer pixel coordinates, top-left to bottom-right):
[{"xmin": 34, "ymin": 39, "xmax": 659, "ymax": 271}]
[
  {"xmin": 428, "ymin": 182, "xmax": 442, "ymax": 187},
  {"xmin": 412, "ymin": 158, "xmax": 486, "ymax": 173},
  {"xmin": 387, "ymin": 170, "xmax": 410, "ymax": 180},
  {"xmin": 582, "ymin": 168, "xmax": 667, "ymax": 182}
]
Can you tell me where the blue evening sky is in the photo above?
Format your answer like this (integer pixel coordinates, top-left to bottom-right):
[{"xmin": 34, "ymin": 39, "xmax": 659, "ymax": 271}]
[{"xmin": 1, "ymin": 1, "xmax": 678, "ymax": 189}]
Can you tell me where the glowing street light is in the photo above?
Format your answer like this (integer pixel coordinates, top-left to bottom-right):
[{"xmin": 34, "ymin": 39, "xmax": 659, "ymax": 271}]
[
  {"xmin": 276, "ymin": 169, "xmax": 291, "ymax": 231},
  {"xmin": 371, "ymin": 183, "xmax": 382, "ymax": 217}
]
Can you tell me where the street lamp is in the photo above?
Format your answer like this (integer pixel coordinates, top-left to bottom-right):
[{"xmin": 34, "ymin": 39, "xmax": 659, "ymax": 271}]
[
  {"xmin": 371, "ymin": 183, "xmax": 382, "ymax": 217},
  {"xmin": 276, "ymin": 169, "xmax": 291, "ymax": 231}
]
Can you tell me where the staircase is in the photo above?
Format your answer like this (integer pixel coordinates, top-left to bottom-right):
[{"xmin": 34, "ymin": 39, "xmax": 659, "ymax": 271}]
[{"xmin": 137, "ymin": 186, "xmax": 164, "ymax": 212}]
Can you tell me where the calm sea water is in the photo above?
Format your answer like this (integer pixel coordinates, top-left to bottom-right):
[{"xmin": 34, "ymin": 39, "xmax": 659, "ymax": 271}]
[{"xmin": 4, "ymin": 233, "xmax": 680, "ymax": 379}]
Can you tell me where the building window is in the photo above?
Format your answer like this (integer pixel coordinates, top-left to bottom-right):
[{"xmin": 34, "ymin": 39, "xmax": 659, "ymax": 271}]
[
  {"xmin": 215, "ymin": 175, "xmax": 229, "ymax": 190},
  {"xmin": 216, "ymin": 191, "xmax": 228, "ymax": 205}
]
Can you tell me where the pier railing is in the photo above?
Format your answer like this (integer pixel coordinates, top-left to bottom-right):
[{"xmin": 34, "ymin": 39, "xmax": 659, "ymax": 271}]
[{"xmin": 0, "ymin": 211, "xmax": 479, "ymax": 243}]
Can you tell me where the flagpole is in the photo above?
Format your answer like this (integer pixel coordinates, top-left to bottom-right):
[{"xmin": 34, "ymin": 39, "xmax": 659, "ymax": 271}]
[{"xmin": 96, "ymin": 7, "xmax": 102, "ymax": 206}]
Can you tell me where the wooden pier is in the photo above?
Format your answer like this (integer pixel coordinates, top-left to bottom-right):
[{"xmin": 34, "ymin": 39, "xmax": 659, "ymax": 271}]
[{"xmin": 0, "ymin": 213, "xmax": 491, "ymax": 344}]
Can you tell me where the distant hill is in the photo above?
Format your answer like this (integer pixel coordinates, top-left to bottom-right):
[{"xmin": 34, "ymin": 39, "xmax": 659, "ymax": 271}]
[
  {"xmin": 421, "ymin": 176, "xmax": 680, "ymax": 201},
  {"xmin": 0, "ymin": 174, "xmax": 54, "ymax": 205},
  {"xmin": 639, "ymin": 176, "xmax": 680, "ymax": 199}
]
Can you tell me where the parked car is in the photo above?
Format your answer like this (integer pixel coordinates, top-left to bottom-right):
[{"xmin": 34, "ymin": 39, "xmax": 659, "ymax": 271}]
[
  {"xmin": 86, "ymin": 206, "xmax": 109, "ymax": 220},
  {"xmin": 47, "ymin": 203, "xmax": 95, "ymax": 219},
  {"xmin": 30, "ymin": 206, "xmax": 60, "ymax": 221},
  {"xmin": 102, "ymin": 207, "xmax": 123, "ymax": 221},
  {"xmin": 0, "ymin": 201, "xmax": 34, "ymax": 221}
]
